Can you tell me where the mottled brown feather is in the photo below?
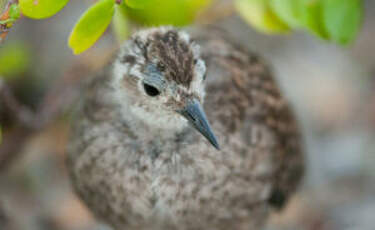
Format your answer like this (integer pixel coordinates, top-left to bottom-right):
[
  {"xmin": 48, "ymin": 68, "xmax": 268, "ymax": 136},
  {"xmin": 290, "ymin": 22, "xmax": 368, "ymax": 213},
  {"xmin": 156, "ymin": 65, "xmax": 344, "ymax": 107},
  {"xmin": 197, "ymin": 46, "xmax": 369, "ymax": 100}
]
[
  {"xmin": 188, "ymin": 26, "xmax": 304, "ymax": 208},
  {"xmin": 67, "ymin": 26, "xmax": 305, "ymax": 230},
  {"xmin": 149, "ymin": 30, "xmax": 195, "ymax": 87}
]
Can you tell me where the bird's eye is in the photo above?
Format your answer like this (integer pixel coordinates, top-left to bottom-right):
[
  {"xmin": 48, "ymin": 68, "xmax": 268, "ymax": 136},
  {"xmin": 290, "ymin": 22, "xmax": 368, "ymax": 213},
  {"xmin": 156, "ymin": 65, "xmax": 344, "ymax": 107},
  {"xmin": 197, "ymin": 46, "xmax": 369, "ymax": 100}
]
[{"xmin": 143, "ymin": 83, "xmax": 160, "ymax": 97}]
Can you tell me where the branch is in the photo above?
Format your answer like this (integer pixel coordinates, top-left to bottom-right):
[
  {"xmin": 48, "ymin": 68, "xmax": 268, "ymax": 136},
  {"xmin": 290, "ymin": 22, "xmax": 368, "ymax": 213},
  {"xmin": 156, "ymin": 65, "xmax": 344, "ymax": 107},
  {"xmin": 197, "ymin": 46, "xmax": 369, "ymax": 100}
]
[
  {"xmin": 0, "ymin": 59, "xmax": 92, "ymax": 172},
  {"xmin": 0, "ymin": 79, "xmax": 36, "ymax": 128}
]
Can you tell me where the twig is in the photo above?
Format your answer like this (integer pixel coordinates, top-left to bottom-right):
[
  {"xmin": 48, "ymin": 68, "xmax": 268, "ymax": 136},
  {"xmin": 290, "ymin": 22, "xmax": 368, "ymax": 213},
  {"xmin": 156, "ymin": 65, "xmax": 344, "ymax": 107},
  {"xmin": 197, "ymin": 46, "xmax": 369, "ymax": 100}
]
[
  {"xmin": 0, "ymin": 59, "xmax": 92, "ymax": 172},
  {"xmin": 0, "ymin": 79, "xmax": 36, "ymax": 128}
]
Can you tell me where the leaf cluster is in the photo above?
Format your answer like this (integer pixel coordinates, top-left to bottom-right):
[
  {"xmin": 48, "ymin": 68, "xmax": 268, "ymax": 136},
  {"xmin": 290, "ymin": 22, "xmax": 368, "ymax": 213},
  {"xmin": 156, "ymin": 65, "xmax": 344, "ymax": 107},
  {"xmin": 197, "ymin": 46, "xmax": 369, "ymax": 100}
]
[
  {"xmin": 69, "ymin": 0, "xmax": 210, "ymax": 54},
  {"xmin": 0, "ymin": 0, "xmax": 364, "ymax": 54},
  {"xmin": 2, "ymin": 0, "xmax": 210, "ymax": 54},
  {"xmin": 235, "ymin": 0, "xmax": 363, "ymax": 45}
]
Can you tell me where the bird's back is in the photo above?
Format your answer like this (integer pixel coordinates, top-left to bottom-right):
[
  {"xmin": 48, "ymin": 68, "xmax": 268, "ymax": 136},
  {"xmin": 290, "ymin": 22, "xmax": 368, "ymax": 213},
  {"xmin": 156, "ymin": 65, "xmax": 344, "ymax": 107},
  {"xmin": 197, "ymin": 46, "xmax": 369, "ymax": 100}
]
[
  {"xmin": 190, "ymin": 27, "xmax": 304, "ymax": 208},
  {"xmin": 67, "ymin": 26, "xmax": 304, "ymax": 230}
]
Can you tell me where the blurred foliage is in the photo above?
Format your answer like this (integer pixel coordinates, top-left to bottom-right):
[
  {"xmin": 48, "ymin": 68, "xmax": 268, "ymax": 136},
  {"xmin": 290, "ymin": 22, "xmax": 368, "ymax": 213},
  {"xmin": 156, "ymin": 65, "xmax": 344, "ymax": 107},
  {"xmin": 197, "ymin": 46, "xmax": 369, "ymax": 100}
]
[
  {"xmin": 112, "ymin": 4, "xmax": 129, "ymax": 43},
  {"xmin": 0, "ymin": 41, "xmax": 31, "ymax": 77},
  {"xmin": 236, "ymin": 0, "xmax": 363, "ymax": 45},
  {"xmin": 269, "ymin": 0, "xmax": 302, "ymax": 28},
  {"xmin": 322, "ymin": 0, "xmax": 362, "ymax": 44},
  {"xmin": 8, "ymin": 3, "xmax": 20, "ymax": 19},
  {"xmin": 235, "ymin": 0, "xmax": 290, "ymax": 33},
  {"xmin": 0, "ymin": 3, "xmax": 20, "ymax": 27},
  {"xmin": 300, "ymin": 0, "xmax": 329, "ymax": 39}
]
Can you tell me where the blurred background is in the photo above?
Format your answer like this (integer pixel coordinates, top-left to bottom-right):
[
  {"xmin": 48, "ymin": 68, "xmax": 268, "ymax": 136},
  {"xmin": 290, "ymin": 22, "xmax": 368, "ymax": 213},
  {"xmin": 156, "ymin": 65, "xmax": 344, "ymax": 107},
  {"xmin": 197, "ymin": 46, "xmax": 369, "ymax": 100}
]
[{"xmin": 0, "ymin": 0, "xmax": 374, "ymax": 230}]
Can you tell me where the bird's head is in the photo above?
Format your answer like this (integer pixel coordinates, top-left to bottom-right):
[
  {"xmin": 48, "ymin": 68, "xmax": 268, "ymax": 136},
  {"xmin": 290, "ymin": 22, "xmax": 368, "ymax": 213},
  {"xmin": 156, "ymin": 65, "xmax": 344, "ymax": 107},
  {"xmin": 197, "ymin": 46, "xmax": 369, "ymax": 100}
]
[{"xmin": 112, "ymin": 27, "xmax": 219, "ymax": 149}]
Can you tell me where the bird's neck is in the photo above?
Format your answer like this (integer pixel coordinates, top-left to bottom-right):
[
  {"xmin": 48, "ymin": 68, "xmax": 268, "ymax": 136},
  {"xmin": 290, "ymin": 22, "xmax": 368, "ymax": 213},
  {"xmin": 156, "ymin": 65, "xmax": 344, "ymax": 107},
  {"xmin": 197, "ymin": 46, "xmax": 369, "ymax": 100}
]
[{"xmin": 120, "ymin": 102, "xmax": 189, "ymax": 141}]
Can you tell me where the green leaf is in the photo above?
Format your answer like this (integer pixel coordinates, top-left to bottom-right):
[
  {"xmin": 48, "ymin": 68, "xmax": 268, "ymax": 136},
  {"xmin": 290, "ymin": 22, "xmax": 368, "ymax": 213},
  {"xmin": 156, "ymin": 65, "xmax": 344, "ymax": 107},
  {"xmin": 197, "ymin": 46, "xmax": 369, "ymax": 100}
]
[
  {"xmin": 69, "ymin": 0, "xmax": 115, "ymax": 55},
  {"xmin": 19, "ymin": 0, "xmax": 70, "ymax": 19},
  {"xmin": 112, "ymin": 4, "xmax": 128, "ymax": 43},
  {"xmin": 122, "ymin": 0, "xmax": 211, "ymax": 26},
  {"xmin": 235, "ymin": 0, "xmax": 290, "ymax": 34},
  {"xmin": 300, "ymin": 0, "xmax": 328, "ymax": 39},
  {"xmin": 9, "ymin": 4, "xmax": 21, "ymax": 20},
  {"xmin": 269, "ymin": 0, "xmax": 303, "ymax": 28},
  {"xmin": 322, "ymin": 0, "xmax": 362, "ymax": 45},
  {"xmin": 125, "ymin": 0, "xmax": 151, "ymax": 9}
]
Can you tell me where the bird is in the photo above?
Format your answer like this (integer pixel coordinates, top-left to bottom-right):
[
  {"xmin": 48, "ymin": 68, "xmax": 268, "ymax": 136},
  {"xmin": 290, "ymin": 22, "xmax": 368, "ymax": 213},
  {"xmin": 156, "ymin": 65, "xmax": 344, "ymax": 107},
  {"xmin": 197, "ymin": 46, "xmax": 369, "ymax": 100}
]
[{"xmin": 66, "ymin": 26, "xmax": 304, "ymax": 230}]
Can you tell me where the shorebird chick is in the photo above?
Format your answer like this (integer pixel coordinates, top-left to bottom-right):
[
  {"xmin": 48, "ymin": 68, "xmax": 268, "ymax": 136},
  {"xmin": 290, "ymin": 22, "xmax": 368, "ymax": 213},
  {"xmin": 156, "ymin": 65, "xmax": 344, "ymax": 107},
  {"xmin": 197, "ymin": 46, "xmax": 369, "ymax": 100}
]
[{"xmin": 67, "ymin": 26, "xmax": 304, "ymax": 230}]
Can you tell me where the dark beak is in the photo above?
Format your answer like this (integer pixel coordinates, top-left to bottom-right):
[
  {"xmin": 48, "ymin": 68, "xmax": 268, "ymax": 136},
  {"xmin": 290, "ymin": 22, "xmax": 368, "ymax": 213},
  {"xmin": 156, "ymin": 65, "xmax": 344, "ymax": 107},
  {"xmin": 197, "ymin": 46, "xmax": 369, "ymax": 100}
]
[{"xmin": 178, "ymin": 99, "xmax": 220, "ymax": 150}]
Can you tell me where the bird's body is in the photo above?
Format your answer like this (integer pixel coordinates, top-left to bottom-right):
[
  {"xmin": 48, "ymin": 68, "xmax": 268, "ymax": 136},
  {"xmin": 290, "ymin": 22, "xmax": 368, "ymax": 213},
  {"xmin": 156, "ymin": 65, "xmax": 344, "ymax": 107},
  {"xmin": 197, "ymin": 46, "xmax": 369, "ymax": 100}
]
[{"xmin": 67, "ymin": 27, "xmax": 304, "ymax": 230}]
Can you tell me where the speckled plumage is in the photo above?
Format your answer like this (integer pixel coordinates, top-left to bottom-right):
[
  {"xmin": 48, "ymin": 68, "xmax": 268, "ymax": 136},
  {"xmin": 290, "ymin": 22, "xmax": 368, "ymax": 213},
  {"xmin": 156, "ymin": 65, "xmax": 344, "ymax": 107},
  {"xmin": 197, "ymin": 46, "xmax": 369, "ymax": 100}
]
[{"xmin": 67, "ymin": 26, "xmax": 304, "ymax": 230}]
